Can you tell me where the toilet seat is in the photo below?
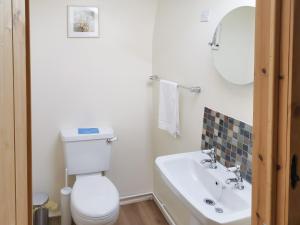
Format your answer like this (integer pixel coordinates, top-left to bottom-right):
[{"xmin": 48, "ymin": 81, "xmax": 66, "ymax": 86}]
[{"xmin": 71, "ymin": 174, "xmax": 119, "ymax": 225}]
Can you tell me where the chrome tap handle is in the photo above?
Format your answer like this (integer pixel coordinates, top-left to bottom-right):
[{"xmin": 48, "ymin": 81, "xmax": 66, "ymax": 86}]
[
  {"xmin": 201, "ymin": 148, "xmax": 216, "ymax": 160},
  {"xmin": 201, "ymin": 149, "xmax": 213, "ymax": 154},
  {"xmin": 225, "ymin": 178, "xmax": 238, "ymax": 184},
  {"xmin": 210, "ymin": 148, "xmax": 217, "ymax": 162},
  {"xmin": 227, "ymin": 164, "xmax": 242, "ymax": 178},
  {"xmin": 226, "ymin": 164, "xmax": 244, "ymax": 190},
  {"xmin": 200, "ymin": 148, "xmax": 217, "ymax": 169},
  {"xmin": 201, "ymin": 148, "xmax": 216, "ymax": 156},
  {"xmin": 227, "ymin": 164, "xmax": 241, "ymax": 173}
]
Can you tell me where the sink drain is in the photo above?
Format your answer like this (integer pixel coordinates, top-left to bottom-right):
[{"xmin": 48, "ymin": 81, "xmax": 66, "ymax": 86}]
[
  {"xmin": 215, "ymin": 207, "xmax": 224, "ymax": 213},
  {"xmin": 203, "ymin": 198, "xmax": 215, "ymax": 206}
]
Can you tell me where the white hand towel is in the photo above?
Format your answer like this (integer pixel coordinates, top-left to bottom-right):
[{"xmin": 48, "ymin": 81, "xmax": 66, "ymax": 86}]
[{"xmin": 159, "ymin": 80, "xmax": 180, "ymax": 137}]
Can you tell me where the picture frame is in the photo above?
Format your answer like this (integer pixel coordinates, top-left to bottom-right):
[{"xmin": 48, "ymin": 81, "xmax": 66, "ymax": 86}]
[{"xmin": 67, "ymin": 6, "xmax": 99, "ymax": 38}]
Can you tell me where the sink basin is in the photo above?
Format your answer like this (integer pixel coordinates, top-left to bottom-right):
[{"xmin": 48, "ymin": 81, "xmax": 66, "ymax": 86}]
[{"xmin": 155, "ymin": 151, "xmax": 251, "ymax": 225}]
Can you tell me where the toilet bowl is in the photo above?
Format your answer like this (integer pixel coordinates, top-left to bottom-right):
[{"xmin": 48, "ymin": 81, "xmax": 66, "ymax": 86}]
[{"xmin": 71, "ymin": 174, "xmax": 119, "ymax": 225}]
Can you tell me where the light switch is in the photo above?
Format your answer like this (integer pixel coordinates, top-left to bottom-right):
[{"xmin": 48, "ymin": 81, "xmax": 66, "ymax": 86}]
[{"xmin": 200, "ymin": 10, "xmax": 210, "ymax": 22}]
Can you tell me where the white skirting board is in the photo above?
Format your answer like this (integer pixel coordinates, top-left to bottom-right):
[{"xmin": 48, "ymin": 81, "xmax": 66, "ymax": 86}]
[
  {"xmin": 50, "ymin": 192, "xmax": 176, "ymax": 225},
  {"xmin": 119, "ymin": 192, "xmax": 153, "ymax": 205},
  {"xmin": 152, "ymin": 193, "xmax": 176, "ymax": 225}
]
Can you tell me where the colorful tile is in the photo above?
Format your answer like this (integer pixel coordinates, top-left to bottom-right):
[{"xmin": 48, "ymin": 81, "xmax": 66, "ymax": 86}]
[{"xmin": 201, "ymin": 107, "xmax": 253, "ymax": 183}]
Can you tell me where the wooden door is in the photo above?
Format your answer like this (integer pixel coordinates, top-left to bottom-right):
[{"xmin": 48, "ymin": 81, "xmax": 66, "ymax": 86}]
[
  {"xmin": 253, "ymin": 0, "xmax": 300, "ymax": 224},
  {"xmin": 0, "ymin": 0, "xmax": 30, "ymax": 224},
  {"xmin": 278, "ymin": 0, "xmax": 300, "ymax": 224},
  {"xmin": 0, "ymin": 0, "xmax": 17, "ymax": 224}
]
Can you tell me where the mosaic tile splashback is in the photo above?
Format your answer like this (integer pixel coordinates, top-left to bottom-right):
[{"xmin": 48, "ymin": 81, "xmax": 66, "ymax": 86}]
[{"xmin": 201, "ymin": 107, "xmax": 253, "ymax": 183}]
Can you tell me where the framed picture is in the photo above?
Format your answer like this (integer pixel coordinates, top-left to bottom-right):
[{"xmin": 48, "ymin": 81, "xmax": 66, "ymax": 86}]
[{"xmin": 68, "ymin": 6, "xmax": 99, "ymax": 38}]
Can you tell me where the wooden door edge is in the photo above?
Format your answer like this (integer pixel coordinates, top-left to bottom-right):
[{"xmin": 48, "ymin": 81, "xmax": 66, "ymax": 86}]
[
  {"xmin": 13, "ymin": 0, "xmax": 32, "ymax": 224},
  {"xmin": 25, "ymin": 0, "xmax": 32, "ymax": 223}
]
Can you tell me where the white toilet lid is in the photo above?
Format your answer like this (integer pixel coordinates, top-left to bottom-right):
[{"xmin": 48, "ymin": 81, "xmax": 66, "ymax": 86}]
[{"xmin": 71, "ymin": 174, "xmax": 119, "ymax": 219}]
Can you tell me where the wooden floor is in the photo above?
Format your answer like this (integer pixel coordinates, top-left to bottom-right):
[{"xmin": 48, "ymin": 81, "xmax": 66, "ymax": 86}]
[{"xmin": 49, "ymin": 200, "xmax": 169, "ymax": 225}]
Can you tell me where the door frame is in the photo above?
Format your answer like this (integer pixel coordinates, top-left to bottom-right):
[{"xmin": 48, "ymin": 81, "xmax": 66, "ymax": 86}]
[{"xmin": 16, "ymin": 0, "xmax": 299, "ymax": 224}]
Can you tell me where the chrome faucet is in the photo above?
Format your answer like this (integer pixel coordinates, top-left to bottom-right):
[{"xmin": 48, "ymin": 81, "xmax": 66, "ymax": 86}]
[
  {"xmin": 226, "ymin": 165, "xmax": 244, "ymax": 190},
  {"xmin": 200, "ymin": 148, "xmax": 217, "ymax": 169}
]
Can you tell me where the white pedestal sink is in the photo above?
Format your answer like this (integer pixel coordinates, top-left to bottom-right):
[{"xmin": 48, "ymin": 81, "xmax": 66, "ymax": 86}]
[{"xmin": 155, "ymin": 151, "xmax": 251, "ymax": 225}]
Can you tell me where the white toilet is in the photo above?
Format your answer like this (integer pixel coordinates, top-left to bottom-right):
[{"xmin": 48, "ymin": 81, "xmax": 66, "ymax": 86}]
[{"xmin": 61, "ymin": 127, "xmax": 119, "ymax": 225}]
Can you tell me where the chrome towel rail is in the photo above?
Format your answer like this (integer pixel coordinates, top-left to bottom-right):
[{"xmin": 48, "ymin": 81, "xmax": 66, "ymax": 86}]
[{"xmin": 149, "ymin": 75, "xmax": 201, "ymax": 94}]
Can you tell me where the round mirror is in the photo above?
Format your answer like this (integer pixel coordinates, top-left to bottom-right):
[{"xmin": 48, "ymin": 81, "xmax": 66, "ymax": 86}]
[{"xmin": 211, "ymin": 6, "xmax": 255, "ymax": 85}]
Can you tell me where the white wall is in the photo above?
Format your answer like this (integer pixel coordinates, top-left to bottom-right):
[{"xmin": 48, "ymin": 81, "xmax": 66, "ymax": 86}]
[
  {"xmin": 31, "ymin": 0, "xmax": 157, "ymax": 209},
  {"xmin": 31, "ymin": 0, "xmax": 255, "ymax": 216},
  {"xmin": 152, "ymin": 1, "xmax": 254, "ymax": 224},
  {"xmin": 152, "ymin": 0, "xmax": 254, "ymax": 157}
]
